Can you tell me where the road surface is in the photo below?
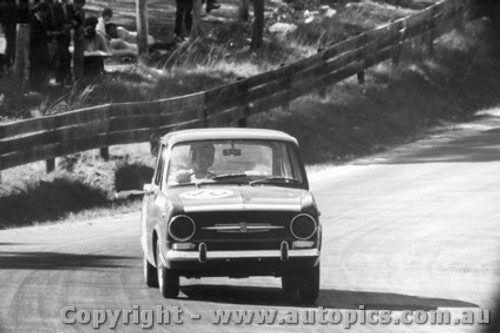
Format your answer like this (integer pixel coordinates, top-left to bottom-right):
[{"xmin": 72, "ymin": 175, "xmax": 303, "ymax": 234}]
[{"xmin": 0, "ymin": 109, "xmax": 499, "ymax": 333}]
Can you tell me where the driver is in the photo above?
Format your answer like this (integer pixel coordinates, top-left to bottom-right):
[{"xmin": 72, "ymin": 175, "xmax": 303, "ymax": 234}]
[{"xmin": 174, "ymin": 142, "xmax": 216, "ymax": 184}]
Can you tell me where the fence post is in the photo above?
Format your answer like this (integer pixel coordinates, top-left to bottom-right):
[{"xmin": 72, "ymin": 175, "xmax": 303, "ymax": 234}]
[
  {"xmin": 391, "ymin": 43, "xmax": 403, "ymax": 66},
  {"xmin": 100, "ymin": 147, "xmax": 110, "ymax": 161},
  {"xmin": 13, "ymin": 23, "xmax": 30, "ymax": 90},
  {"xmin": 46, "ymin": 158, "xmax": 55, "ymax": 173},
  {"xmin": 277, "ymin": 64, "xmax": 290, "ymax": 111},
  {"xmin": 237, "ymin": 117, "xmax": 247, "ymax": 127},
  {"xmin": 426, "ymin": 32, "xmax": 434, "ymax": 56},
  {"xmin": 136, "ymin": 0, "xmax": 149, "ymax": 56},
  {"xmin": 198, "ymin": 106, "xmax": 209, "ymax": 128},
  {"xmin": 316, "ymin": 48, "xmax": 327, "ymax": 98},
  {"xmin": 357, "ymin": 70, "xmax": 365, "ymax": 85}
]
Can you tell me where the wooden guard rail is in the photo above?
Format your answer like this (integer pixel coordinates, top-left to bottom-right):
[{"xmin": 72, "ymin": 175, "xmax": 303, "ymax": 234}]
[{"xmin": 0, "ymin": 0, "xmax": 478, "ymax": 178}]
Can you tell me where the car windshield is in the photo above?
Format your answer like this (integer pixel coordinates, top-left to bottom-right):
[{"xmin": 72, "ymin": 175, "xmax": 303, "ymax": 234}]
[{"xmin": 165, "ymin": 140, "xmax": 304, "ymax": 186}]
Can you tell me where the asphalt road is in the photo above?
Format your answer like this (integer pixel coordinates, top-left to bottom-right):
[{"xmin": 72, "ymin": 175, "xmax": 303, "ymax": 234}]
[{"xmin": 1, "ymin": 109, "xmax": 499, "ymax": 333}]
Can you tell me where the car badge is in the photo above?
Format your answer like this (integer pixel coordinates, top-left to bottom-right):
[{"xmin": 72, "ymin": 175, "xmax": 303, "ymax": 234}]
[{"xmin": 239, "ymin": 222, "xmax": 248, "ymax": 233}]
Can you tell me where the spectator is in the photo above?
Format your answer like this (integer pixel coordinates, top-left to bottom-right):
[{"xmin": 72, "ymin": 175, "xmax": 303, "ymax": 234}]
[
  {"xmin": 82, "ymin": 16, "xmax": 109, "ymax": 77},
  {"xmin": 174, "ymin": 0, "xmax": 192, "ymax": 42},
  {"xmin": 96, "ymin": 7, "xmax": 155, "ymax": 57},
  {"xmin": 53, "ymin": 0, "xmax": 75, "ymax": 84},
  {"xmin": 41, "ymin": 0, "xmax": 59, "ymax": 72},
  {"xmin": 28, "ymin": 3, "xmax": 51, "ymax": 90},
  {"xmin": 96, "ymin": 6, "xmax": 111, "ymax": 36},
  {"xmin": 72, "ymin": 0, "xmax": 85, "ymax": 28},
  {"xmin": 0, "ymin": 0, "xmax": 17, "ymax": 66}
]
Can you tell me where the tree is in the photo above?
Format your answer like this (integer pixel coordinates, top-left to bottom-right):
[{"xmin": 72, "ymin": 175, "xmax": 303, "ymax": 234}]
[
  {"xmin": 250, "ymin": 0, "xmax": 264, "ymax": 50},
  {"xmin": 136, "ymin": 0, "xmax": 149, "ymax": 56}
]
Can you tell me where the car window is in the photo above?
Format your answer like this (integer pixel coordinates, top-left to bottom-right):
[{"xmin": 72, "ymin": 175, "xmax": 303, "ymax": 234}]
[
  {"xmin": 153, "ymin": 144, "xmax": 166, "ymax": 188},
  {"xmin": 166, "ymin": 140, "xmax": 304, "ymax": 186}
]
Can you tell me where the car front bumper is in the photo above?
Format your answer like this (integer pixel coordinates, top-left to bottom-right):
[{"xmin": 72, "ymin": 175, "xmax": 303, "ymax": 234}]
[{"xmin": 159, "ymin": 246, "xmax": 320, "ymax": 276}]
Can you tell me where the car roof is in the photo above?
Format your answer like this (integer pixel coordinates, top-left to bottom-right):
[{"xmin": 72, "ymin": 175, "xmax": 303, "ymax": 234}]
[{"xmin": 161, "ymin": 128, "xmax": 298, "ymax": 146}]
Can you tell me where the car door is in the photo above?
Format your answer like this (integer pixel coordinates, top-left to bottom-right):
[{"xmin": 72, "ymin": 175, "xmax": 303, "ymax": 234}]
[{"xmin": 143, "ymin": 143, "xmax": 167, "ymax": 260}]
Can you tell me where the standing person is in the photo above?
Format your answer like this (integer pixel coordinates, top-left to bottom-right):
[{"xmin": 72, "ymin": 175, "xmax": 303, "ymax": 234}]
[
  {"xmin": 173, "ymin": 0, "xmax": 192, "ymax": 42},
  {"xmin": 82, "ymin": 16, "xmax": 108, "ymax": 77},
  {"xmin": 28, "ymin": 3, "xmax": 51, "ymax": 90},
  {"xmin": 71, "ymin": 0, "xmax": 85, "ymax": 80},
  {"xmin": 72, "ymin": 0, "xmax": 85, "ymax": 28},
  {"xmin": 41, "ymin": 0, "xmax": 60, "ymax": 79},
  {"xmin": 0, "ymin": 0, "xmax": 17, "ymax": 66},
  {"xmin": 53, "ymin": 0, "xmax": 74, "ymax": 84}
]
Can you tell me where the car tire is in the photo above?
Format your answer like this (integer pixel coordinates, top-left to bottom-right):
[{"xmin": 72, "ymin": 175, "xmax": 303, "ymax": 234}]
[
  {"xmin": 156, "ymin": 242, "xmax": 180, "ymax": 298},
  {"xmin": 282, "ymin": 273, "xmax": 299, "ymax": 293},
  {"xmin": 143, "ymin": 254, "xmax": 158, "ymax": 288},
  {"xmin": 298, "ymin": 264, "xmax": 320, "ymax": 303}
]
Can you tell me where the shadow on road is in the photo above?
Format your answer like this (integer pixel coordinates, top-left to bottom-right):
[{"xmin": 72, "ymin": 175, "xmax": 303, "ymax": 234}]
[
  {"xmin": 357, "ymin": 126, "xmax": 500, "ymax": 165},
  {"xmin": 180, "ymin": 285, "xmax": 479, "ymax": 311},
  {"xmin": 0, "ymin": 251, "xmax": 137, "ymax": 270}
]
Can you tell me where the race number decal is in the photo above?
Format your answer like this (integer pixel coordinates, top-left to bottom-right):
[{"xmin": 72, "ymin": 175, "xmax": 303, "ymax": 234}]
[{"xmin": 180, "ymin": 189, "xmax": 233, "ymax": 200}]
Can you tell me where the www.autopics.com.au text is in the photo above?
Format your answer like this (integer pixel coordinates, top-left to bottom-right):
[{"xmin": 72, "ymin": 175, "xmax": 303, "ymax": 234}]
[{"xmin": 60, "ymin": 305, "xmax": 490, "ymax": 329}]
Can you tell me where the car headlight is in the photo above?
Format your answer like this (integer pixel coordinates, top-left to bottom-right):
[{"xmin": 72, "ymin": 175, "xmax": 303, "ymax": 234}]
[
  {"xmin": 168, "ymin": 215, "xmax": 196, "ymax": 242},
  {"xmin": 290, "ymin": 213, "xmax": 317, "ymax": 240}
]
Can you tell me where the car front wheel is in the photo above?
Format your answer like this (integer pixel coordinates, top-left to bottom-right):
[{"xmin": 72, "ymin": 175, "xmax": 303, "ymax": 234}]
[
  {"xmin": 298, "ymin": 264, "xmax": 320, "ymax": 303},
  {"xmin": 143, "ymin": 253, "xmax": 158, "ymax": 287},
  {"xmin": 156, "ymin": 242, "xmax": 180, "ymax": 298}
]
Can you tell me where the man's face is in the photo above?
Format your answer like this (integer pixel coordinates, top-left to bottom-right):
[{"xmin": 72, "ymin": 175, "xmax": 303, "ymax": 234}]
[
  {"xmin": 103, "ymin": 14, "xmax": 112, "ymax": 23},
  {"xmin": 192, "ymin": 147, "xmax": 214, "ymax": 173}
]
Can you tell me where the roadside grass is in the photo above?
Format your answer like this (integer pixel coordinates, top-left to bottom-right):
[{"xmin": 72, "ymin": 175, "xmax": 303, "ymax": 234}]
[
  {"xmin": 0, "ymin": 144, "xmax": 155, "ymax": 228},
  {"xmin": 1, "ymin": 3, "xmax": 499, "ymax": 228}
]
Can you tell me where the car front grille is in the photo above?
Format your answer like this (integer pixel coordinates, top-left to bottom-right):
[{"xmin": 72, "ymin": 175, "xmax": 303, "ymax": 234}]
[{"xmin": 186, "ymin": 211, "xmax": 296, "ymax": 244}]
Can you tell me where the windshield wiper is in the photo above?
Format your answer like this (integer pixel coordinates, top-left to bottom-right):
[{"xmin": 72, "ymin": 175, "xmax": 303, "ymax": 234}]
[
  {"xmin": 190, "ymin": 173, "xmax": 250, "ymax": 187},
  {"xmin": 211, "ymin": 173, "xmax": 249, "ymax": 180},
  {"xmin": 249, "ymin": 177, "xmax": 300, "ymax": 186},
  {"xmin": 194, "ymin": 179, "xmax": 216, "ymax": 187}
]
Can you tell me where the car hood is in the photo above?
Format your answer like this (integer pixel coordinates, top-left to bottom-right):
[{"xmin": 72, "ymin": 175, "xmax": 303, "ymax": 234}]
[{"xmin": 168, "ymin": 186, "xmax": 310, "ymax": 213}]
